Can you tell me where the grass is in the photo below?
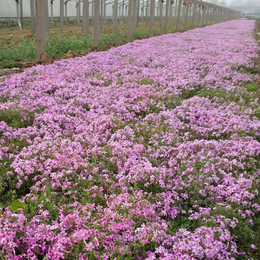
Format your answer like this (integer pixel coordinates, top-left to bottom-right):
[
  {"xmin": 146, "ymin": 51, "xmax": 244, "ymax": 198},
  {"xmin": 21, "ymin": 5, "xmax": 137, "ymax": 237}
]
[{"xmin": 0, "ymin": 20, "xmax": 212, "ymax": 68}]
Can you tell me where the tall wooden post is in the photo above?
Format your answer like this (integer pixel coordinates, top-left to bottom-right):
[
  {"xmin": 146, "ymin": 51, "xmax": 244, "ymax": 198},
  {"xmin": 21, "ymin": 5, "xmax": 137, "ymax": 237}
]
[
  {"xmin": 20, "ymin": 0, "xmax": 24, "ymax": 29},
  {"xmin": 121, "ymin": 0, "xmax": 124, "ymax": 24},
  {"xmin": 201, "ymin": 4, "xmax": 205, "ymax": 26},
  {"xmin": 92, "ymin": 0, "xmax": 94, "ymax": 25},
  {"xmin": 83, "ymin": 0, "xmax": 89, "ymax": 37},
  {"xmin": 169, "ymin": 1, "xmax": 173, "ymax": 27},
  {"xmin": 136, "ymin": 0, "xmax": 140, "ymax": 27},
  {"xmin": 45, "ymin": 1, "xmax": 50, "ymax": 36},
  {"xmin": 132, "ymin": 0, "xmax": 137, "ymax": 29},
  {"xmin": 104, "ymin": 3, "xmax": 107, "ymax": 24},
  {"xmin": 65, "ymin": 1, "xmax": 68, "ymax": 24},
  {"xmin": 149, "ymin": 0, "xmax": 155, "ymax": 37},
  {"xmin": 36, "ymin": 0, "xmax": 46, "ymax": 60},
  {"xmin": 51, "ymin": 0, "xmax": 54, "ymax": 25},
  {"xmin": 60, "ymin": 0, "xmax": 64, "ymax": 33},
  {"xmin": 77, "ymin": 0, "xmax": 81, "ymax": 25},
  {"xmin": 197, "ymin": 1, "xmax": 201, "ymax": 26},
  {"xmin": 191, "ymin": 0, "xmax": 196, "ymax": 28},
  {"xmin": 145, "ymin": 0, "xmax": 149, "ymax": 27},
  {"xmin": 159, "ymin": 0, "xmax": 163, "ymax": 29},
  {"xmin": 94, "ymin": 0, "xmax": 100, "ymax": 45},
  {"xmin": 142, "ymin": 0, "xmax": 144, "ymax": 21},
  {"xmin": 16, "ymin": 0, "xmax": 20, "ymax": 27},
  {"xmin": 114, "ymin": 0, "xmax": 118, "ymax": 32},
  {"xmin": 176, "ymin": 0, "xmax": 181, "ymax": 31},
  {"xmin": 174, "ymin": 0, "xmax": 178, "ymax": 19},
  {"xmin": 206, "ymin": 4, "xmax": 210, "ymax": 25},
  {"xmin": 164, "ymin": 0, "xmax": 169, "ymax": 33},
  {"xmin": 100, "ymin": 0, "xmax": 103, "ymax": 29},
  {"xmin": 127, "ymin": 0, "xmax": 133, "ymax": 42},
  {"xmin": 183, "ymin": 0, "xmax": 189, "ymax": 30},
  {"xmin": 30, "ymin": 0, "xmax": 35, "ymax": 37}
]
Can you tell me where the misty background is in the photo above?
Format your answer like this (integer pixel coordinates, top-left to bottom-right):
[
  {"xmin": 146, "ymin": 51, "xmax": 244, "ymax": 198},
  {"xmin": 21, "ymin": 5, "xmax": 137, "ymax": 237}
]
[{"xmin": 206, "ymin": 0, "xmax": 260, "ymax": 14}]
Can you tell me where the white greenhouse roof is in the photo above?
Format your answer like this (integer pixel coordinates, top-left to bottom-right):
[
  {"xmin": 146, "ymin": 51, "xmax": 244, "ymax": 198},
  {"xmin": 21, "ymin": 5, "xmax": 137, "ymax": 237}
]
[{"xmin": 0, "ymin": 0, "xmax": 82, "ymax": 19}]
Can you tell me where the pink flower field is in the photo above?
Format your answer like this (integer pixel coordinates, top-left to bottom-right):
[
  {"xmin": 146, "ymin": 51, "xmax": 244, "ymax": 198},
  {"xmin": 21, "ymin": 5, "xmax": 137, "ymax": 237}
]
[{"xmin": 0, "ymin": 19, "xmax": 260, "ymax": 259}]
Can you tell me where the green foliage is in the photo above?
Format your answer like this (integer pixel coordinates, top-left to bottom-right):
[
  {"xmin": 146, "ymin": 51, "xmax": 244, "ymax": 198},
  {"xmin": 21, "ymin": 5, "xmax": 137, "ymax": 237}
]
[
  {"xmin": 0, "ymin": 38, "xmax": 36, "ymax": 67},
  {"xmin": 181, "ymin": 89, "xmax": 198, "ymax": 99},
  {"xmin": 244, "ymin": 83, "xmax": 260, "ymax": 92},
  {"xmin": 9, "ymin": 201, "xmax": 27, "ymax": 212},
  {"xmin": 46, "ymin": 34, "xmax": 92, "ymax": 56},
  {"xmin": 0, "ymin": 107, "xmax": 35, "ymax": 129}
]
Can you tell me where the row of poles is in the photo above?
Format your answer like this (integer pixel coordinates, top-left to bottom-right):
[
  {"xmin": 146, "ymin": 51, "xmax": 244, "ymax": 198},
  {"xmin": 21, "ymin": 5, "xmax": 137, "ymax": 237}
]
[{"xmin": 14, "ymin": 0, "xmax": 241, "ymax": 60}]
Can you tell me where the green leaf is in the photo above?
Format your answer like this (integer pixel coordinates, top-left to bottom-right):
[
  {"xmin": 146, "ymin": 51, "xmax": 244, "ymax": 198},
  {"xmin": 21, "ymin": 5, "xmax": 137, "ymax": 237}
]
[
  {"xmin": 9, "ymin": 201, "xmax": 27, "ymax": 212},
  {"xmin": 0, "ymin": 203, "xmax": 5, "ymax": 209}
]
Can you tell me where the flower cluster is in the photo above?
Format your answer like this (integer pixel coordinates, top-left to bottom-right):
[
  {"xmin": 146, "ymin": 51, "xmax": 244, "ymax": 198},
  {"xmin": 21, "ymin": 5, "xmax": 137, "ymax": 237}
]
[{"xmin": 0, "ymin": 19, "xmax": 260, "ymax": 259}]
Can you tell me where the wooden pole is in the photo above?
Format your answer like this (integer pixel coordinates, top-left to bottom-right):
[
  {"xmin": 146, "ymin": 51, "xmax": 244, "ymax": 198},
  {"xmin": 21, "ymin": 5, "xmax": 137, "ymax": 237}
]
[
  {"xmin": 176, "ymin": 0, "xmax": 181, "ymax": 31},
  {"xmin": 142, "ymin": 0, "xmax": 144, "ymax": 21},
  {"xmin": 77, "ymin": 0, "xmax": 80, "ymax": 25},
  {"xmin": 60, "ymin": 0, "xmax": 64, "ymax": 33},
  {"xmin": 183, "ymin": 0, "xmax": 189, "ymax": 30},
  {"xmin": 159, "ymin": 0, "xmax": 162, "ymax": 29},
  {"xmin": 121, "ymin": 0, "xmax": 124, "ymax": 24},
  {"xmin": 114, "ymin": 0, "xmax": 118, "ymax": 32},
  {"xmin": 149, "ymin": 0, "xmax": 155, "ymax": 37},
  {"xmin": 174, "ymin": 0, "xmax": 178, "ymax": 19},
  {"xmin": 94, "ymin": 0, "xmax": 100, "ymax": 46},
  {"xmin": 83, "ymin": 0, "xmax": 89, "ymax": 37},
  {"xmin": 16, "ymin": 0, "xmax": 20, "ymax": 26},
  {"xmin": 132, "ymin": 0, "xmax": 137, "ymax": 29},
  {"xmin": 100, "ymin": 0, "xmax": 103, "ymax": 29},
  {"xmin": 191, "ymin": 0, "xmax": 196, "ymax": 28},
  {"xmin": 20, "ymin": 0, "xmax": 24, "ymax": 29},
  {"xmin": 30, "ymin": 0, "xmax": 35, "ymax": 37},
  {"xmin": 136, "ymin": 0, "xmax": 140, "ymax": 27},
  {"xmin": 65, "ymin": 1, "xmax": 68, "ymax": 24},
  {"xmin": 201, "ymin": 3, "xmax": 205, "ymax": 26},
  {"xmin": 164, "ymin": 0, "xmax": 169, "ymax": 33},
  {"xmin": 51, "ymin": 0, "xmax": 54, "ymax": 25},
  {"xmin": 169, "ymin": 1, "xmax": 173, "ymax": 27},
  {"xmin": 92, "ymin": 0, "xmax": 94, "ymax": 25},
  {"xmin": 104, "ymin": 2, "xmax": 107, "ymax": 23},
  {"xmin": 36, "ymin": 0, "xmax": 46, "ymax": 60},
  {"xmin": 205, "ymin": 5, "xmax": 210, "ymax": 25},
  {"xmin": 45, "ymin": 1, "xmax": 50, "ymax": 37},
  {"xmin": 127, "ymin": 0, "xmax": 133, "ymax": 42},
  {"xmin": 145, "ymin": 0, "xmax": 148, "ymax": 27}
]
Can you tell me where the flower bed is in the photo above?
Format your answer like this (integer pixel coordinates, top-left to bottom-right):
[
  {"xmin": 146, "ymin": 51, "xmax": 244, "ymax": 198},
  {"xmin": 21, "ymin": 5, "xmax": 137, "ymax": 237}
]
[{"xmin": 0, "ymin": 19, "xmax": 260, "ymax": 259}]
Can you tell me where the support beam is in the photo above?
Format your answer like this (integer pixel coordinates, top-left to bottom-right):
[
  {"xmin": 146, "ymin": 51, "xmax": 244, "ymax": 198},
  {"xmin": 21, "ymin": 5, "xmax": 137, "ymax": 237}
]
[
  {"xmin": 77, "ymin": 0, "xmax": 81, "ymax": 25},
  {"xmin": 45, "ymin": 1, "xmax": 50, "ymax": 37},
  {"xmin": 94, "ymin": 0, "xmax": 100, "ymax": 46},
  {"xmin": 127, "ymin": 0, "xmax": 133, "ymax": 41},
  {"xmin": 36, "ymin": 0, "xmax": 46, "ymax": 60},
  {"xmin": 65, "ymin": 1, "xmax": 68, "ymax": 24},
  {"xmin": 60, "ymin": 0, "xmax": 64, "ymax": 34},
  {"xmin": 51, "ymin": 0, "xmax": 54, "ymax": 25},
  {"xmin": 83, "ymin": 0, "xmax": 89, "ymax": 37},
  {"xmin": 149, "ymin": 0, "xmax": 155, "ymax": 37},
  {"xmin": 30, "ymin": 0, "xmax": 35, "ymax": 37},
  {"xmin": 20, "ymin": 0, "xmax": 24, "ymax": 29},
  {"xmin": 176, "ymin": 0, "xmax": 181, "ymax": 32},
  {"xmin": 164, "ymin": 0, "xmax": 169, "ymax": 33},
  {"xmin": 183, "ymin": 0, "xmax": 189, "ymax": 30},
  {"xmin": 159, "ymin": 0, "xmax": 163, "ymax": 29},
  {"xmin": 113, "ymin": 0, "xmax": 118, "ymax": 32},
  {"xmin": 132, "ymin": 0, "xmax": 137, "ymax": 29},
  {"xmin": 191, "ymin": 0, "xmax": 196, "ymax": 28}
]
